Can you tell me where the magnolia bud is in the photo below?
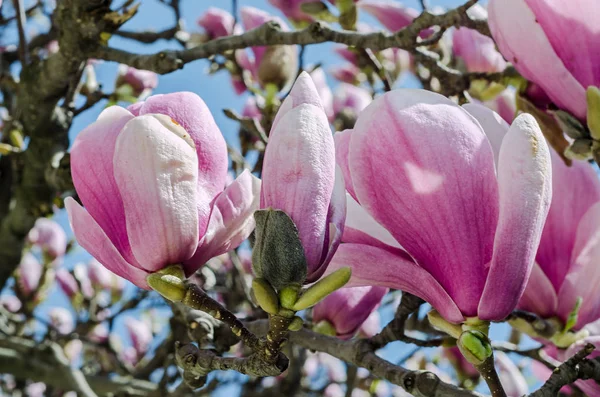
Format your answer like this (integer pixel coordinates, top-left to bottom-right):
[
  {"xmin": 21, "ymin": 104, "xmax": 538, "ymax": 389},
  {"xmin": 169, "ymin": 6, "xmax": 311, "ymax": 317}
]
[
  {"xmin": 258, "ymin": 45, "xmax": 299, "ymax": 91},
  {"xmin": 251, "ymin": 209, "xmax": 308, "ymax": 290},
  {"xmin": 251, "ymin": 278, "xmax": 279, "ymax": 314},
  {"xmin": 457, "ymin": 330, "xmax": 492, "ymax": 366}
]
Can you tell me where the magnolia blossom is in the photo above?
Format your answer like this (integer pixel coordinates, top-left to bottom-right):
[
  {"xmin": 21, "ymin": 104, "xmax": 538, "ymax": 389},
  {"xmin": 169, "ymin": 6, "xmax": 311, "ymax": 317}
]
[
  {"xmin": 358, "ymin": 0, "xmax": 432, "ymax": 37},
  {"xmin": 125, "ymin": 317, "xmax": 153, "ymax": 359},
  {"xmin": 27, "ymin": 218, "xmax": 67, "ymax": 260},
  {"xmin": 261, "ymin": 72, "xmax": 346, "ymax": 283},
  {"xmin": 56, "ymin": 268, "xmax": 79, "ymax": 300},
  {"xmin": 309, "ymin": 67, "xmax": 334, "ymax": 121},
  {"xmin": 66, "ymin": 92, "xmax": 260, "ymax": 289},
  {"xmin": 116, "ymin": 65, "xmax": 159, "ymax": 98},
  {"xmin": 268, "ymin": 0, "xmax": 322, "ymax": 24},
  {"xmin": 518, "ymin": 151, "xmax": 600, "ymax": 330},
  {"xmin": 330, "ymin": 92, "xmax": 552, "ymax": 323},
  {"xmin": 0, "ymin": 295, "xmax": 22, "ymax": 313},
  {"xmin": 16, "ymin": 253, "xmax": 43, "ymax": 296},
  {"xmin": 359, "ymin": 310, "xmax": 381, "ymax": 338},
  {"xmin": 495, "ymin": 351, "xmax": 529, "ymax": 396},
  {"xmin": 313, "ymin": 286, "xmax": 387, "ymax": 339},
  {"xmin": 88, "ymin": 259, "xmax": 125, "ymax": 293},
  {"xmin": 483, "ymin": 89, "xmax": 517, "ymax": 124},
  {"xmin": 329, "ymin": 63, "xmax": 364, "ymax": 85},
  {"xmin": 197, "ymin": 7, "xmax": 235, "ymax": 39},
  {"xmin": 452, "ymin": 5, "xmax": 507, "ymax": 74},
  {"xmin": 237, "ymin": 7, "xmax": 298, "ymax": 90},
  {"xmin": 488, "ymin": 0, "xmax": 599, "ymax": 121},
  {"xmin": 333, "ymin": 83, "xmax": 372, "ymax": 121},
  {"xmin": 49, "ymin": 307, "xmax": 75, "ymax": 334}
]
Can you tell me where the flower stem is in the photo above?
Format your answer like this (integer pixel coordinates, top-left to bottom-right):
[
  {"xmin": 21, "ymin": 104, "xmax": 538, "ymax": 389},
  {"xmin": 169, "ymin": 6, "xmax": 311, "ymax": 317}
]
[
  {"xmin": 264, "ymin": 313, "xmax": 293, "ymax": 362},
  {"xmin": 182, "ymin": 283, "xmax": 262, "ymax": 352},
  {"xmin": 475, "ymin": 354, "xmax": 507, "ymax": 397}
]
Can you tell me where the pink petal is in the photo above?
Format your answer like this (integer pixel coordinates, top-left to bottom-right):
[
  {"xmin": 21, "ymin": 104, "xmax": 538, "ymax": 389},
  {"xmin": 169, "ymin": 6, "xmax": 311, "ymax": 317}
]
[
  {"xmin": 113, "ymin": 115, "xmax": 199, "ymax": 272},
  {"xmin": 312, "ymin": 286, "xmax": 388, "ymax": 339},
  {"xmin": 333, "ymin": 83, "xmax": 372, "ymax": 117},
  {"xmin": 309, "ymin": 68, "xmax": 334, "ymax": 122},
  {"xmin": 357, "ymin": 0, "xmax": 418, "ymax": 32},
  {"xmin": 197, "ymin": 7, "xmax": 235, "ymax": 38},
  {"xmin": 537, "ymin": 152, "xmax": 600, "ymax": 291},
  {"xmin": 463, "ymin": 102, "xmax": 509, "ymax": 168},
  {"xmin": 262, "ymin": 99, "xmax": 335, "ymax": 274},
  {"xmin": 313, "ymin": 166, "xmax": 347, "ymax": 282},
  {"xmin": 557, "ymin": 202, "xmax": 600, "ymax": 328},
  {"xmin": 328, "ymin": 243, "xmax": 464, "ymax": 323},
  {"xmin": 343, "ymin": 193, "xmax": 402, "ymax": 250},
  {"xmin": 272, "ymin": 71, "xmax": 326, "ymax": 132},
  {"xmin": 488, "ymin": 0, "xmax": 587, "ymax": 119},
  {"xmin": 240, "ymin": 7, "xmax": 290, "ymax": 65},
  {"xmin": 17, "ymin": 253, "xmax": 42, "ymax": 294},
  {"xmin": 518, "ymin": 262, "xmax": 558, "ymax": 318},
  {"xmin": 65, "ymin": 198, "xmax": 149, "ymax": 289},
  {"xmin": 186, "ymin": 170, "xmax": 260, "ymax": 272},
  {"xmin": 349, "ymin": 89, "xmax": 498, "ymax": 317},
  {"xmin": 70, "ymin": 106, "xmax": 141, "ymax": 268},
  {"xmin": 134, "ymin": 92, "xmax": 228, "ymax": 235},
  {"xmin": 495, "ymin": 351, "xmax": 529, "ymax": 397},
  {"xmin": 27, "ymin": 218, "xmax": 67, "ymax": 259},
  {"xmin": 484, "ymin": 89, "xmax": 517, "ymax": 124},
  {"xmin": 525, "ymin": 0, "xmax": 600, "ymax": 98},
  {"xmin": 333, "ymin": 129, "xmax": 356, "ymax": 201},
  {"xmin": 452, "ymin": 27, "xmax": 507, "ymax": 73},
  {"xmin": 479, "ymin": 114, "xmax": 552, "ymax": 320}
]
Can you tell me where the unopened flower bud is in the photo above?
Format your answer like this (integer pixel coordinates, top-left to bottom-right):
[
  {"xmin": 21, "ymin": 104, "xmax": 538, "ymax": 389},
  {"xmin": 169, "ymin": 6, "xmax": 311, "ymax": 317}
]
[
  {"xmin": 457, "ymin": 330, "xmax": 492, "ymax": 366},
  {"xmin": 257, "ymin": 45, "xmax": 299, "ymax": 91},
  {"xmin": 292, "ymin": 267, "xmax": 351, "ymax": 311},
  {"xmin": 587, "ymin": 86, "xmax": 600, "ymax": 140},
  {"xmin": 251, "ymin": 278, "xmax": 279, "ymax": 314}
]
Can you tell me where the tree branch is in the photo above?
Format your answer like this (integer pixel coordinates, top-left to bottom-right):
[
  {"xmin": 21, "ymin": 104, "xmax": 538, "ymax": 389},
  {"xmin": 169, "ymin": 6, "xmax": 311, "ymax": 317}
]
[{"xmin": 91, "ymin": 0, "xmax": 488, "ymax": 79}]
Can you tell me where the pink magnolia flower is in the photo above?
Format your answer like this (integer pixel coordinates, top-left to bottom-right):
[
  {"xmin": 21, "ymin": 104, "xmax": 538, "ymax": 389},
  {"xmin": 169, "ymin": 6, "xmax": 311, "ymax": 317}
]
[
  {"xmin": 238, "ymin": 7, "xmax": 298, "ymax": 89},
  {"xmin": 358, "ymin": 0, "xmax": 432, "ymax": 37},
  {"xmin": 443, "ymin": 346, "xmax": 479, "ymax": 379},
  {"xmin": 197, "ymin": 8, "xmax": 235, "ymax": 39},
  {"xmin": 125, "ymin": 317, "xmax": 153, "ymax": 358},
  {"xmin": 452, "ymin": 5, "xmax": 507, "ymax": 73},
  {"xmin": 56, "ymin": 268, "xmax": 79, "ymax": 299},
  {"xmin": 27, "ymin": 218, "xmax": 67, "ymax": 260},
  {"xmin": 495, "ymin": 351, "xmax": 529, "ymax": 396},
  {"xmin": 313, "ymin": 286, "xmax": 388, "ymax": 339},
  {"xmin": 483, "ymin": 89, "xmax": 517, "ymax": 124},
  {"xmin": 309, "ymin": 67, "xmax": 334, "ymax": 122},
  {"xmin": 330, "ymin": 92, "xmax": 552, "ymax": 323},
  {"xmin": 16, "ymin": 253, "xmax": 42, "ymax": 295},
  {"xmin": 488, "ymin": 0, "xmax": 599, "ymax": 121},
  {"xmin": 359, "ymin": 310, "xmax": 381, "ymax": 338},
  {"xmin": 49, "ymin": 307, "xmax": 74, "ymax": 334},
  {"xmin": 0, "ymin": 295, "xmax": 22, "ymax": 312},
  {"xmin": 333, "ymin": 83, "xmax": 372, "ymax": 119},
  {"xmin": 66, "ymin": 92, "xmax": 260, "ymax": 289},
  {"xmin": 88, "ymin": 259, "xmax": 125, "ymax": 293},
  {"xmin": 518, "ymin": 150, "xmax": 600, "ymax": 330},
  {"xmin": 536, "ymin": 339, "xmax": 600, "ymax": 396},
  {"xmin": 268, "ymin": 0, "xmax": 322, "ymax": 24},
  {"xmin": 88, "ymin": 323, "xmax": 109, "ymax": 343},
  {"xmin": 261, "ymin": 72, "xmax": 346, "ymax": 283},
  {"xmin": 329, "ymin": 63, "xmax": 364, "ymax": 85},
  {"xmin": 116, "ymin": 66, "xmax": 159, "ymax": 98}
]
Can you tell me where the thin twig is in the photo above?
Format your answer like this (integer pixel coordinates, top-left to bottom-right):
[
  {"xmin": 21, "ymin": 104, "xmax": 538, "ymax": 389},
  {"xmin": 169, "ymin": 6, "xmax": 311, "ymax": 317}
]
[{"xmin": 12, "ymin": 0, "xmax": 29, "ymax": 64}]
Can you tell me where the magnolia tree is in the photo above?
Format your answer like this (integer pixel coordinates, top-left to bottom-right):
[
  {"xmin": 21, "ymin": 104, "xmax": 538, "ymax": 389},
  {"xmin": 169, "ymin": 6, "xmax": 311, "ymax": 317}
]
[{"xmin": 1, "ymin": 0, "xmax": 600, "ymax": 396}]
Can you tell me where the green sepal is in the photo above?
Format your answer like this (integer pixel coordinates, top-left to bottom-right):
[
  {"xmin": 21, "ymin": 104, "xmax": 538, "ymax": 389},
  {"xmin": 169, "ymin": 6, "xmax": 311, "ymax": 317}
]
[
  {"xmin": 313, "ymin": 320, "xmax": 337, "ymax": 337},
  {"xmin": 147, "ymin": 265, "xmax": 186, "ymax": 302},
  {"xmin": 426, "ymin": 310, "xmax": 462, "ymax": 339},
  {"xmin": 457, "ymin": 330, "xmax": 492, "ymax": 366},
  {"xmin": 251, "ymin": 209, "xmax": 308, "ymax": 290},
  {"xmin": 565, "ymin": 138, "xmax": 594, "ymax": 160},
  {"xmin": 291, "ymin": 267, "xmax": 351, "ymax": 311},
  {"xmin": 287, "ymin": 316, "xmax": 304, "ymax": 331},
  {"xmin": 279, "ymin": 285, "xmax": 300, "ymax": 309},
  {"xmin": 587, "ymin": 86, "xmax": 600, "ymax": 140},
  {"xmin": 551, "ymin": 109, "xmax": 588, "ymax": 140},
  {"xmin": 251, "ymin": 278, "xmax": 279, "ymax": 315},
  {"xmin": 564, "ymin": 297, "xmax": 583, "ymax": 334},
  {"xmin": 299, "ymin": 1, "xmax": 338, "ymax": 23}
]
